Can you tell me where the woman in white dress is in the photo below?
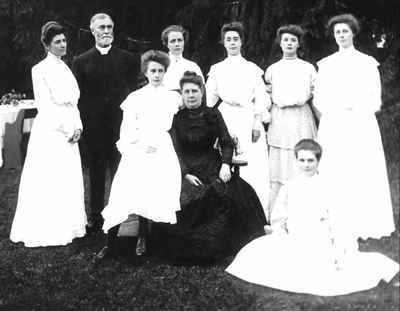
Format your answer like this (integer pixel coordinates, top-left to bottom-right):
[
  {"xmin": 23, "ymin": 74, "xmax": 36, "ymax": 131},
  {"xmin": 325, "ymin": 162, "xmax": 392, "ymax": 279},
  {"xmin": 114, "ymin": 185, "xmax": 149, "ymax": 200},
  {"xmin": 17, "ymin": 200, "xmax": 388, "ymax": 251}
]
[
  {"xmin": 99, "ymin": 50, "xmax": 182, "ymax": 258},
  {"xmin": 226, "ymin": 139, "xmax": 399, "ymax": 296},
  {"xmin": 206, "ymin": 21, "xmax": 271, "ymax": 215},
  {"xmin": 313, "ymin": 14, "xmax": 395, "ymax": 242},
  {"xmin": 161, "ymin": 25, "xmax": 204, "ymax": 91},
  {"xmin": 10, "ymin": 22, "xmax": 86, "ymax": 247},
  {"xmin": 265, "ymin": 25, "xmax": 317, "ymax": 208}
]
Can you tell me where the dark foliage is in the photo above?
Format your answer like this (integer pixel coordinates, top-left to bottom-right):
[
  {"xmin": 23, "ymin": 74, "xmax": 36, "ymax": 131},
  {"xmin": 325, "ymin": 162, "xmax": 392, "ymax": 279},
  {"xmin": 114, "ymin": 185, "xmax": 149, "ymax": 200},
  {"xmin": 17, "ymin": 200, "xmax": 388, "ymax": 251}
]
[{"xmin": 1, "ymin": 0, "xmax": 399, "ymax": 106}]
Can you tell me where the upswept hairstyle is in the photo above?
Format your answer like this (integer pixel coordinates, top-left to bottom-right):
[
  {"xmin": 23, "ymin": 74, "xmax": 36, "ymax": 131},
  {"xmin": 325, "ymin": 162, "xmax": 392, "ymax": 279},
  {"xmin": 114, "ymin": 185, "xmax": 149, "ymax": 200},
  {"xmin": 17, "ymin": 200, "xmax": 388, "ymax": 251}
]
[
  {"xmin": 41, "ymin": 21, "xmax": 65, "ymax": 47},
  {"xmin": 161, "ymin": 25, "xmax": 189, "ymax": 47},
  {"xmin": 220, "ymin": 21, "xmax": 245, "ymax": 43},
  {"xmin": 327, "ymin": 13, "xmax": 360, "ymax": 37},
  {"xmin": 276, "ymin": 24, "xmax": 305, "ymax": 43},
  {"xmin": 294, "ymin": 139, "xmax": 323, "ymax": 161},
  {"xmin": 140, "ymin": 50, "xmax": 170, "ymax": 74},
  {"xmin": 179, "ymin": 71, "xmax": 204, "ymax": 91}
]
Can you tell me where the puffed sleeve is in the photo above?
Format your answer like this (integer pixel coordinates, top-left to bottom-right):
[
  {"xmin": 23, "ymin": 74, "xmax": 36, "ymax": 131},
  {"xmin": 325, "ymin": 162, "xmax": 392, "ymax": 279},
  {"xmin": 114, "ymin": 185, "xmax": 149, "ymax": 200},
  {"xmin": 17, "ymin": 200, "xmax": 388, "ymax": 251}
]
[
  {"xmin": 253, "ymin": 67, "xmax": 272, "ymax": 122},
  {"xmin": 264, "ymin": 65, "xmax": 273, "ymax": 95},
  {"xmin": 169, "ymin": 114, "xmax": 189, "ymax": 176},
  {"xmin": 116, "ymin": 95, "xmax": 139, "ymax": 154},
  {"xmin": 215, "ymin": 109, "xmax": 234, "ymax": 164},
  {"xmin": 366, "ymin": 59, "xmax": 382, "ymax": 113},
  {"xmin": 309, "ymin": 63, "xmax": 317, "ymax": 97},
  {"xmin": 73, "ymin": 106, "xmax": 83, "ymax": 131},
  {"xmin": 31, "ymin": 65, "xmax": 69, "ymax": 134},
  {"xmin": 205, "ymin": 65, "xmax": 220, "ymax": 107},
  {"xmin": 32, "ymin": 65, "xmax": 54, "ymax": 108},
  {"xmin": 312, "ymin": 59, "xmax": 329, "ymax": 115},
  {"xmin": 56, "ymin": 104, "xmax": 82, "ymax": 138},
  {"xmin": 170, "ymin": 91, "xmax": 183, "ymax": 115}
]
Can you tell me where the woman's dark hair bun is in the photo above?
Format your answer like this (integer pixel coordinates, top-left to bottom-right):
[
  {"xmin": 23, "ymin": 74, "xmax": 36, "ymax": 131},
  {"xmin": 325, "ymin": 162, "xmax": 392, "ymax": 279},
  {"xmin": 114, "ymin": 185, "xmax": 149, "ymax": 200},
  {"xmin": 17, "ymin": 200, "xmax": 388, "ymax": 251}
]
[{"xmin": 182, "ymin": 71, "xmax": 198, "ymax": 78}]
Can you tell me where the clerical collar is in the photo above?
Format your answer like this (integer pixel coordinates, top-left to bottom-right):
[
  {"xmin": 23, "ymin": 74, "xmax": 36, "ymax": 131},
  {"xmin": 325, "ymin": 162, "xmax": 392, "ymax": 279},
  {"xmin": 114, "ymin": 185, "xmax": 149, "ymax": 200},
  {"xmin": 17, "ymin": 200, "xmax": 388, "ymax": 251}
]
[
  {"xmin": 169, "ymin": 53, "xmax": 183, "ymax": 63},
  {"xmin": 96, "ymin": 45, "xmax": 112, "ymax": 55}
]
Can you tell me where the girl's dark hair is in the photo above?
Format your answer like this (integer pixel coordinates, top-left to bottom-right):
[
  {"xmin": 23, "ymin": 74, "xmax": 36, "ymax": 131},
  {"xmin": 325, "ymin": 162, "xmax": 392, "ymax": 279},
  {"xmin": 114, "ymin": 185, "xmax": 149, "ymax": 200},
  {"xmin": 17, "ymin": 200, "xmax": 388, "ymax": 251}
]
[
  {"xmin": 276, "ymin": 24, "xmax": 305, "ymax": 43},
  {"xmin": 220, "ymin": 21, "xmax": 245, "ymax": 43},
  {"xmin": 161, "ymin": 25, "xmax": 188, "ymax": 47},
  {"xmin": 179, "ymin": 71, "xmax": 204, "ymax": 90},
  {"xmin": 140, "ymin": 50, "xmax": 170, "ymax": 74},
  {"xmin": 327, "ymin": 13, "xmax": 360, "ymax": 37},
  {"xmin": 294, "ymin": 139, "xmax": 322, "ymax": 161},
  {"xmin": 41, "ymin": 21, "xmax": 65, "ymax": 47}
]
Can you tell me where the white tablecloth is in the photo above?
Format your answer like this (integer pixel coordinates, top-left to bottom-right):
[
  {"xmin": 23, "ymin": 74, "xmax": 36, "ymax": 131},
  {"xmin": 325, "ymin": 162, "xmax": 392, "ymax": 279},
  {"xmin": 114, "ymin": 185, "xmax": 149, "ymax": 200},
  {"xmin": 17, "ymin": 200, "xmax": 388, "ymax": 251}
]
[{"xmin": 0, "ymin": 100, "xmax": 36, "ymax": 167}]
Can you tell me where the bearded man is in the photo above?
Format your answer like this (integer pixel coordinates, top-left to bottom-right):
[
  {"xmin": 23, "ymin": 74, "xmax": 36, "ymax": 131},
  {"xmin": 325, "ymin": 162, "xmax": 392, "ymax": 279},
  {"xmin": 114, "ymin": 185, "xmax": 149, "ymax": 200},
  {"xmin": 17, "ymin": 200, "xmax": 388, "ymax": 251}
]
[{"xmin": 72, "ymin": 13, "xmax": 139, "ymax": 235}]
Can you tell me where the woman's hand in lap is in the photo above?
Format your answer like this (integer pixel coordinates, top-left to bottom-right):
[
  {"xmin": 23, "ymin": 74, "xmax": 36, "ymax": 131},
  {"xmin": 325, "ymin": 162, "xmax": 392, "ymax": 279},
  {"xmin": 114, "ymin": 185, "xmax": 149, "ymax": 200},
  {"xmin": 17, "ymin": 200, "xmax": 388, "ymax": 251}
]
[
  {"xmin": 219, "ymin": 163, "xmax": 231, "ymax": 183},
  {"xmin": 185, "ymin": 174, "xmax": 203, "ymax": 186},
  {"xmin": 68, "ymin": 129, "xmax": 82, "ymax": 144}
]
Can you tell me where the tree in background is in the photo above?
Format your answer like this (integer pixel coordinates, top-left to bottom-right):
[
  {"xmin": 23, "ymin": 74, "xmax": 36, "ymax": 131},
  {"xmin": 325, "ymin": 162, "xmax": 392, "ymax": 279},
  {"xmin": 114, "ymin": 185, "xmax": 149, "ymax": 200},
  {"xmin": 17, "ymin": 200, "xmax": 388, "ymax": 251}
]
[{"xmin": 1, "ymin": 0, "xmax": 399, "ymax": 107}]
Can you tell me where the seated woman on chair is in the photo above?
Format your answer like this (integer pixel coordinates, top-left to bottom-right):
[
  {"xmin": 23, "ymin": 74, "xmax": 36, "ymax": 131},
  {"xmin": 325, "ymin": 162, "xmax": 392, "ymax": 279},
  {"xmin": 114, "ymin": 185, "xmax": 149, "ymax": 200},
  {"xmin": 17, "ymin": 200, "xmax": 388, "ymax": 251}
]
[
  {"xmin": 98, "ymin": 50, "xmax": 182, "ymax": 260},
  {"xmin": 150, "ymin": 71, "xmax": 267, "ymax": 264}
]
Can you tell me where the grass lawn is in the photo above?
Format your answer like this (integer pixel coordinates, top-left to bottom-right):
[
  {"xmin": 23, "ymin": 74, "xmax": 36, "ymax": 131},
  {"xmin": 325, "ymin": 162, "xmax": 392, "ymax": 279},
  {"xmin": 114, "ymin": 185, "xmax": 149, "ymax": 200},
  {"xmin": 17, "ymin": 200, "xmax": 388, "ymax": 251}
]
[
  {"xmin": 0, "ymin": 105, "xmax": 399, "ymax": 311},
  {"xmin": 0, "ymin": 167, "xmax": 399, "ymax": 311}
]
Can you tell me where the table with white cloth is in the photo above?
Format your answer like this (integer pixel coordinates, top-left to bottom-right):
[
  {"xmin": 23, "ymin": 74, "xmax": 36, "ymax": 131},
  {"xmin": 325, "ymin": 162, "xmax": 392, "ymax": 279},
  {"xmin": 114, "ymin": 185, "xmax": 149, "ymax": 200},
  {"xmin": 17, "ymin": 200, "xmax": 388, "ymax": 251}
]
[{"xmin": 0, "ymin": 100, "xmax": 36, "ymax": 169}]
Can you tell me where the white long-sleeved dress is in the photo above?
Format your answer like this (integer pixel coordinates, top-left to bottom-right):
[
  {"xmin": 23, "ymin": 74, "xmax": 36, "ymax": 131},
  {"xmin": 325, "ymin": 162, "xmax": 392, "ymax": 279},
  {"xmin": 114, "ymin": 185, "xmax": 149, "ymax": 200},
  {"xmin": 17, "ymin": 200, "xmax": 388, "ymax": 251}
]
[
  {"xmin": 313, "ymin": 47, "xmax": 395, "ymax": 240},
  {"xmin": 265, "ymin": 58, "xmax": 317, "ymax": 184},
  {"xmin": 163, "ymin": 54, "xmax": 204, "ymax": 91},
  {"xmin": 102, "ymin": 84, "xmax": 182, "ymax": 232},
  {"xmin": 226, "ymin": 174, "xmax": 399, "ymax": 296},
  {"xmin": 206, "ymin": 55, "xmax": 271, "ymax": 211},
  {"xmin": 10, "ymin": 52, "xmax": 86, "ymax": 247}
]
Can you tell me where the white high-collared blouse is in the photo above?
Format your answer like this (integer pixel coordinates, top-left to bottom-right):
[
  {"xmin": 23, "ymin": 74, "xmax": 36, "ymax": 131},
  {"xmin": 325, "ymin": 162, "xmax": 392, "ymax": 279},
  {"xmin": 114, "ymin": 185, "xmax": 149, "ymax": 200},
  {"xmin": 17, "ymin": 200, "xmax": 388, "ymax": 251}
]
[
  {"xmin": 265, "ymin": 57, "xmax": 316, "ymax": 108},
  {"xmin": 117, "ymin": 84, "xmax": 181, "ymax": 153},
  {"xmin": 206, "ymin": 55, "xmax": 270, "ymax": 116},
  {"xmin": 163, "ymin": 54, "xmax": 204, "ymax": 91},
  {"xmin": 313, "ymin": 47, "xmax": 381, "ymax": 115},
  {"xmin": 31, "ymin": 52, "xmax": 82, "ymax": 136}
]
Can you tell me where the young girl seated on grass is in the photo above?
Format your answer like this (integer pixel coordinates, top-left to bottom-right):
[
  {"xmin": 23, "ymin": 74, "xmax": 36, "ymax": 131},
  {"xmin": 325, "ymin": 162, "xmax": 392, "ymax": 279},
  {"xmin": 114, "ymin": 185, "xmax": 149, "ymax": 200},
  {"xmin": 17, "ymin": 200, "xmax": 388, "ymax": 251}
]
[{"xmin": 226, "ymin": 139, "xmax": 399, "ymax": 296}]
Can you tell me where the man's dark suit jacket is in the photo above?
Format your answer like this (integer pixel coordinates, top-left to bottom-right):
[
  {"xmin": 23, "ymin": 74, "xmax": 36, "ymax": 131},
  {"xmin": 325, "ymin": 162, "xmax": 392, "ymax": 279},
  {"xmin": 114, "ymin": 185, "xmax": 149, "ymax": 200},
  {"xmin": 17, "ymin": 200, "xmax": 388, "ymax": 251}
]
[{"xmin": 72, "ymin": 46, "xmax": 139, "ymax": 154}]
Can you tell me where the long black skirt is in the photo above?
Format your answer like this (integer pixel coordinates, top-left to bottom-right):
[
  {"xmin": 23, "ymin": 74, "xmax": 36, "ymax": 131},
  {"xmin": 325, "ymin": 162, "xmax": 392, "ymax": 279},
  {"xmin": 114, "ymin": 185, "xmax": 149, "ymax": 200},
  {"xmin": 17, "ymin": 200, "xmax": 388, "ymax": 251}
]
[{"xmin": 149, "ymin": 176, "xmax": 267, "ymax": 264}]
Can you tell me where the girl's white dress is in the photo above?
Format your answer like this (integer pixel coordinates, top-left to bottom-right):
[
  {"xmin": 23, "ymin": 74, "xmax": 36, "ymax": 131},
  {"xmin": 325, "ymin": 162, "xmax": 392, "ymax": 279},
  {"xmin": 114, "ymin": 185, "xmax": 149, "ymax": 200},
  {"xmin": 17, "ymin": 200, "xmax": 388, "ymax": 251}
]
[
  {"xmin": 163, "ymin": 54, "xmax": 204, "ymax": 91},
  {"xmin": 226, "ymin": 174, "xmax": 399, "ymax": 296},
  {"xmin": 10, "ymin": 53, "xmax": 86, "ymax": 247},
  {"xmin": 102, "ymin": 84, "xmax": 182, "ymax": 232},
  {"xmin": 206, "ymin": 55, "xmax": 271, "ymax": 211},
  {"xmin": 265, "ymin": 58, "xmax": 317, "ymax": 183},
  {"xmin": 313, "ymin": 47, "xmax": 395, "ymax": 240}
]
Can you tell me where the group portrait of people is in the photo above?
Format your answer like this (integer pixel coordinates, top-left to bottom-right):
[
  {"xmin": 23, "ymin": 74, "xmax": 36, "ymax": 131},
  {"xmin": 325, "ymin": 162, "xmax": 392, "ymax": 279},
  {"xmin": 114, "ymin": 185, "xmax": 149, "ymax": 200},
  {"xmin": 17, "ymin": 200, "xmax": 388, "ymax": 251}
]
[{"xmin": 8, "ymin": 11, "xmax": 399, "ymax": 296}]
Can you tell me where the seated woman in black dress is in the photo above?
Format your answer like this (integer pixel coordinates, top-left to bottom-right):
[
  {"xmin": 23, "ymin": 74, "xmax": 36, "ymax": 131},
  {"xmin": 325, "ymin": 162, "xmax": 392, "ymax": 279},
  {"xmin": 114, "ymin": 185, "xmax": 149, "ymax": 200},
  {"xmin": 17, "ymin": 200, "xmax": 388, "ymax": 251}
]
[{"xmin": 149, "ymin": 71, "xmax": 267, "ymax": 264}]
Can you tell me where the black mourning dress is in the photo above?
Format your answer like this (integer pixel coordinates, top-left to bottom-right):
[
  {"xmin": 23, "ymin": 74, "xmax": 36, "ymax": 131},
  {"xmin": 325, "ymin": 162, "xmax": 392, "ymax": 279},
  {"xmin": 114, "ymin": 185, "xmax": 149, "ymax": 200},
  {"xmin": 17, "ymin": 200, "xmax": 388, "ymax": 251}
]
[{"xmin": 150, "ymin": 106, "xmax": 267, "ymax": 263}]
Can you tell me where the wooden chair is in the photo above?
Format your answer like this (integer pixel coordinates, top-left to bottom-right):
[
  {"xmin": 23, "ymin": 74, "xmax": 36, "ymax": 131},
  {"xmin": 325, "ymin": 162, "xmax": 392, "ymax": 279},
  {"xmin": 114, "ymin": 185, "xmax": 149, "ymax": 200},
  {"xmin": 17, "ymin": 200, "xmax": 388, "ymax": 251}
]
[{"xmin": 231, "ymin": 158, "xmax": 248, "ymax": 178}]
